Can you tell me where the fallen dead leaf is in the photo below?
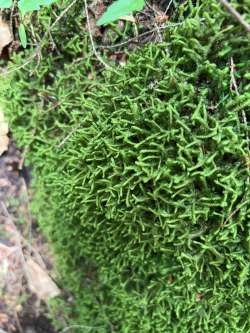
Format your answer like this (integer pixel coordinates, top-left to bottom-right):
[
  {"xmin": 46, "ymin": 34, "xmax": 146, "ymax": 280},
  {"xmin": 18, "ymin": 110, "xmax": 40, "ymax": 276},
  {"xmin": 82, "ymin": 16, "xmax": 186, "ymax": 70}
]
[
  {"xmin": 0, "ymin": 17, "xmax": 12, "ymax": 56},
  {"xmin": 26, "ymin": 258, "xmax": 60, "ymax": 300},
  {"xmin": 0, "ymin": 107, "xmax": 9, "ymax": 156},
  {"xmin": 155, "ymin": 15, "xmax": 170, "ymax": 24}
]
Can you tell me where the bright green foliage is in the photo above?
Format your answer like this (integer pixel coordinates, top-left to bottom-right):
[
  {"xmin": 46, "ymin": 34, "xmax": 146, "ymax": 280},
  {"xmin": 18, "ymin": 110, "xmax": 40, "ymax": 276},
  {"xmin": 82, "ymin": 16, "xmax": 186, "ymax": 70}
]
[
  {"xmin": 0, "ymin": 0, "xmax": 56, "ymax": 13},
  {"xmin": 18, "ymin": 23, "xmax": 27, "ymax": 48},
  {"xmin": 97, "ymin": 0, "xmax": 145, "ymax": 26},
  {"xmin": 2, "ymin": 0, "xmax": 250, "ymax": 332},
  {"xmin": 18, "ymin": 0, "xmax": 56, "ymax": 15},
  {"xmin": 0, "ymin": 0, "xmax": 12, "ymax": 9}
]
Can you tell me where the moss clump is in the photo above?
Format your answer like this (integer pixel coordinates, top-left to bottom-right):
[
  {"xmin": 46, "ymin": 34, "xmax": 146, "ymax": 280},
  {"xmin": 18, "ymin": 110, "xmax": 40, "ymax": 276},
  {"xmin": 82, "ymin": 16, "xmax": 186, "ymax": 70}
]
[{"xmin": 2, "ymin": 0, "xmax": 250, "ymax": 332}]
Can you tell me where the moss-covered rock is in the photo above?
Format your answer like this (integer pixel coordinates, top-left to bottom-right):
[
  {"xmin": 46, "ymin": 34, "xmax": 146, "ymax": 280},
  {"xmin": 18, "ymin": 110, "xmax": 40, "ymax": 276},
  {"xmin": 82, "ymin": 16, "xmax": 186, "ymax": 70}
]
[{"xmin": 2, "ymin": 0, "xmax": 250, "ymax": 332}]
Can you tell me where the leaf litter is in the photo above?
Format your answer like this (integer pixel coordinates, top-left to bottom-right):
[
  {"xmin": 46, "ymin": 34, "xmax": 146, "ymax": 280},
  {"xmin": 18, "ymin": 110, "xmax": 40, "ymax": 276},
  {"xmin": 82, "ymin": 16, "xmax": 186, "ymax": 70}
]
[
  {"xmin": 0, "ymin": 16, "xmax": 12, "ymax": 56},
  {"xmin": 0, "ymin": 107, "xmax": 9, "ymax": 156},
  {"xmin": 0, "ymin": 140, "xmax": 59, "ymax": 332}
]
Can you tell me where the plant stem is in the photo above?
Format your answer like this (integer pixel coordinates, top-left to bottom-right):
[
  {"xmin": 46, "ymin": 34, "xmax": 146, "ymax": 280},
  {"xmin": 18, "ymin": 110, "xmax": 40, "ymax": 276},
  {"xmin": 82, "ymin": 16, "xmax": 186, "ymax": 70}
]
[{"xmin": 219, "ymin": 0, "xmax": 250, "ymax": 32}]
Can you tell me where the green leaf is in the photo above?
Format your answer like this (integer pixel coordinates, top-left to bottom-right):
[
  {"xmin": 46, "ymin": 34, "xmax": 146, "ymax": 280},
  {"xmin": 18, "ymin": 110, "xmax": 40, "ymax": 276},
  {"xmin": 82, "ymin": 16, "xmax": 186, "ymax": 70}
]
[
  {"xmin": 18, "ymin": 0, "xmax": 40, "ymax": 15},
  {"xmin": 0, "ymin": 0, "xmax": 12, "ymax": 8},
  {"xmin": 97, "ymin": 0, "xmax": 145, "ymax": 26},
  {"xmin": 18, "ymin": 23, "xmax": 27, "ymax": 48},
  {"xmin": 18, "ymin": 0, "xmax": 56, "ymax": 15},
  {"xmin": 38, "ymin": 0, "xmax": 56, "ymax": 5}
]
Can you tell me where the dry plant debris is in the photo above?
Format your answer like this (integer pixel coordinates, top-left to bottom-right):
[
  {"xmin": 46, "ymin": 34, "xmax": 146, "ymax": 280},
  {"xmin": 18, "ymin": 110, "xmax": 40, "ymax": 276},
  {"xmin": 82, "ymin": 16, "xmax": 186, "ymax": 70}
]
[
  {"xmin": 0, "ymin": 139, "xmax": 59, "ymax": 331},
  {"xmin": 0, "ymin": 17, "xmax": 12, "ymax": 56},
  {"xmin": 0, "ymin": 199, "xmax": 60, "ymax": 330},
  {"xmin": 26, "ymin": 258, "xmax": 60, "ymax": 301},
  {"xmin": 0, "ymin": 202, "xmax": 60, "ymax": 299},
  {"xmin": 0, "ymin": 204, "xmax": 23, "ymax": 331},
  {"xmin": 0, "ymin": 107, "xmax": 9, "ymax": 156}
]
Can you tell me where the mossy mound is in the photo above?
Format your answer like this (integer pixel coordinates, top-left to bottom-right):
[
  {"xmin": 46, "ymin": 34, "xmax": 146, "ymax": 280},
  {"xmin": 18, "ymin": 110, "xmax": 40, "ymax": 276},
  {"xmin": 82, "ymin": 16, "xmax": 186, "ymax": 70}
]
[{"xmin": 2, "ymin": 0, "xmax": 250, "ymax": 332}]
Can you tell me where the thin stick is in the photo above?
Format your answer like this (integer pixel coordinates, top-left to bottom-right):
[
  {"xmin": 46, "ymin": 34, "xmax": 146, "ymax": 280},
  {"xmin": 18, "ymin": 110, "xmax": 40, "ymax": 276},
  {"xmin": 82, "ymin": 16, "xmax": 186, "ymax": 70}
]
[
  {"xmin": 83, "ymin": 0, "xmax": 116, "ymax": 72},
  {"xmin": 60, "ymin": 324, "xmax": 105, "ymax": 333},
  {"xmin": 144, "ymin": 0, "xmax": 164, "ymax": 42},
  {"xmin": 57, "ymin": 125, "xmax": 80, "ymax": 148},
  {"xmin": 145, "ymin": 1, "xmax": 162, "ymax": 16},
  {"xmin": 98, "ymin": 21, "xmax": 184, "ymax": 50},
  {"xmin": 20, "ymin": 178, "xmax": 34, "ymax": 250},
  {"xmin": 154, "ymin": 22, "xmax": 163, "ymax": 43},
  {"xmin": 221, "ymin": 200, "xmax": 248, "ymax": 228},
  {"xmin": 164, "ymin": 0, "xmax": 174, "ymax": 15},
  {"xmin": 221, "ymin": 58, "xmax": 250, "ymax": 227},
  {"xmin": 219, "ymin": 0, "xmax": 250, "ymax": 32},
  {"xmin": 230, "ymin": 57, "xmax": 250, "ymax": 165}
]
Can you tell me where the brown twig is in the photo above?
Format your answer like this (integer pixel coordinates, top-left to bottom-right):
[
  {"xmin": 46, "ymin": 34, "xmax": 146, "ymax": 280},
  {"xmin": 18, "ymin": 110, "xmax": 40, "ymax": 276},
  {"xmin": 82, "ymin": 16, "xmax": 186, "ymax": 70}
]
[
  {"xmin": 164, "ymin": 0, "xmax": 174, "ymax": 15},
  {"xmin": 57, "ymin": 125, "xmax": 80, "ymax": 148},
  {"xmin": 221, "ymin": 201, "xmax": 248, "ymax": 228},
  {"xmin": 230, "ymin": 57, "xmax": 250, "ymax": 164},
  {"xmin": 83, "ymin": 0, "xmax": 118, "ymax": 72},
  {"xmin": 60, "ymin": 324, "xmax": 104, "ymax": 333},
  {"xmin": 219, "ymin": 0, "xmax": 250, "ymax": 32},
  {"xmin": 98, "ymin": 21, "xmax": 184, "ymax": 49}
]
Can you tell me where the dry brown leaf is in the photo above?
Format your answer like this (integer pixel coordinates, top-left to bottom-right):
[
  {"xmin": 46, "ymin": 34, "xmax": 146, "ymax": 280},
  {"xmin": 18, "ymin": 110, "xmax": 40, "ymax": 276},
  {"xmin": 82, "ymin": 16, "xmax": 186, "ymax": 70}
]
[
  {"xmin": 155, "ymin": 15, "xmax": 170, "ymax": 24},
  {"xmin": 26, "ymin": 258, "xmax": 60, "ymax": 300},
  {"xmin": 0, "ymin": 107, "xmax": 9, "ymax": 156},
  {"xmin": 0, "ymin": 17, "xmax": 12, "ymax": 56}
]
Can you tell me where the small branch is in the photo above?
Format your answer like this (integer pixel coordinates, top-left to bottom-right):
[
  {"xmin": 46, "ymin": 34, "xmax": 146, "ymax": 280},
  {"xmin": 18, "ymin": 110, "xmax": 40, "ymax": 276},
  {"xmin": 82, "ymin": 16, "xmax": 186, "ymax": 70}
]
[
  {"xmin": 221, "ymin": 201, "xmax": 248, "ymax": 228},
  {"xmin": 83, "ymin": 0, "xmax": 117, "ymax": 72},
  {"xmin": 57, "ymin": 125, "xmax": 80, "ymax": 148},
  {"xmin": 164, "ymin": 0, "xmax": 174, "ymax": 15},
  {"xmin": 230, "ymin": 57, "xmax": 250, "ymax": 164},
  {"xmin": 219, "ymin": 0, "xmax": 250, "ymax": 32},
  {"xmin": 98, "ymin": 21, "xmax": 184, "ymax": 50},
  {"xmin": 221, "ymin": 58, "xmax": 250, "ymax": 227},
  {"xmin": 60, "ymin": 324, "xmax": 104, "ymax": 333}
]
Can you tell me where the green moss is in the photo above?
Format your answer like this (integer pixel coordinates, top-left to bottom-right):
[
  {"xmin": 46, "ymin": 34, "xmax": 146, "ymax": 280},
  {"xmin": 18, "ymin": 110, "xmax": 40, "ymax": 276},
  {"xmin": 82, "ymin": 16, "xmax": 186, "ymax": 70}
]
[{"xmin": 2, "ymin": 0, "xmax": 250, "ymax": 332}]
